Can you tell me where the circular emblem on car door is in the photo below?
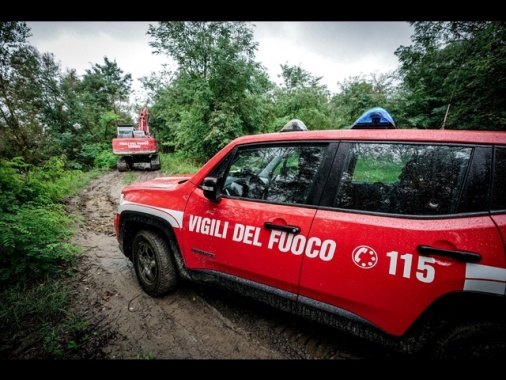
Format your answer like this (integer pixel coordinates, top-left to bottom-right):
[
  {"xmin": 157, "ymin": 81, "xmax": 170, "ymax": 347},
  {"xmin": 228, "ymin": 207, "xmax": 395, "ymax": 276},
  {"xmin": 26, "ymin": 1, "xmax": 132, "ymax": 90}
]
[{"xmin": 352, "ymin": 246, "xmax": 378, "ymax": 269}]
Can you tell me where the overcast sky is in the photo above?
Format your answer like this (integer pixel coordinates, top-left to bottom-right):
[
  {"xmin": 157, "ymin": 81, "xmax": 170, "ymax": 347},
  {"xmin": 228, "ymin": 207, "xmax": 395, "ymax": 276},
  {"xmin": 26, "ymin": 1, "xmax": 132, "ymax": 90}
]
[{"xmin": 26, "ymin": 21, "xmax": 414, "ymax": 96}]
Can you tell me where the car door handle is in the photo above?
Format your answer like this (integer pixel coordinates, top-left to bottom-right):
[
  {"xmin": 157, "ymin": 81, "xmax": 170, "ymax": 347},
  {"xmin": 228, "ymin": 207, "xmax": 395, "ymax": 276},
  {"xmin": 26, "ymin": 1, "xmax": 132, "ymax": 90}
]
[
  {"xmin": 264, "ymin": 222, "xmax": 300, "ymax": 234},
  {"xmin": 417, "ymin": 245, "xmax": 481, "ymax": 263}
]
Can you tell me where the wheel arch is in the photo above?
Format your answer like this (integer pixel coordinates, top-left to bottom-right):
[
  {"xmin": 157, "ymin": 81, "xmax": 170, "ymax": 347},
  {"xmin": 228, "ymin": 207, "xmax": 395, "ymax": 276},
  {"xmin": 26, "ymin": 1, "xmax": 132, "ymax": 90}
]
[
  {"xmin": 119, "ymin": 211, "xmax": 181, "ymax": 262},
  {"xmin": 401, "ymin": 291, "xmax": 506, "ymax": 355}
]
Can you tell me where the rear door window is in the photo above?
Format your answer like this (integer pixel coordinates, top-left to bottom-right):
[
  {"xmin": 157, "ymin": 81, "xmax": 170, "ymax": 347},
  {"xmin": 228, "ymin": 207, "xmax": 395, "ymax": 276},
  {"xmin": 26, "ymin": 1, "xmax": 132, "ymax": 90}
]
[
  {"xmin": 492, "ymin": 147, "xmax": 506, "ymax": 211},
  {"xmin": 334, "ymin": 143, "xmax": 472, "ymax": 216}
]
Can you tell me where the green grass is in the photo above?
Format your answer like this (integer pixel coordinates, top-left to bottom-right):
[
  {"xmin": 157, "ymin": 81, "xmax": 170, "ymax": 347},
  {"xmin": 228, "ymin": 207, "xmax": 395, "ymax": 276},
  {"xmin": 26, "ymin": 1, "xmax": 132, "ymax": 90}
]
[
  {"xmin": 0, "ymin": 274, "xmax": 74, "ymax": 329},
  {"xmin": 159, "ymin": 152, "xmax": 202, "ymax": 175},
  {"xmin": 137, "ymin": 352, "xmax": 155, "ymax": 360},
  {"xmin": 122, "ymin": 171, "xmax": 139, "ymax": 185},
  {"xmin": 0, "ymin": 273, "xmax": 100, "ymax": 359}
]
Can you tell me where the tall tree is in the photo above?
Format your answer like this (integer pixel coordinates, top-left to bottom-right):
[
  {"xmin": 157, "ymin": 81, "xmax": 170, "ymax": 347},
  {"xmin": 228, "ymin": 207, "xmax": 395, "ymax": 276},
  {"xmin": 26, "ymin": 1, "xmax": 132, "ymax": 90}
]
[
  {"xmin": 395, "ymin": 21, "xmax": 506, "ymax": 130},
  {"xmin": 80, "ymin": 57, "xmax": 133, "ymax": 139},
  {"xmin": 329, "ymin": 72, "xmax": 402, "ymax": 128},
  {"xmin": 147, "ymin": 21, "xmax": 274, "ymax": 161},
  {"xmin": 0, "ymin": 21, "xmax": 59, "ymax": 163},
  {"xmin": 271, "ymin": 64, "xmax": 334, "ymax": 131}
]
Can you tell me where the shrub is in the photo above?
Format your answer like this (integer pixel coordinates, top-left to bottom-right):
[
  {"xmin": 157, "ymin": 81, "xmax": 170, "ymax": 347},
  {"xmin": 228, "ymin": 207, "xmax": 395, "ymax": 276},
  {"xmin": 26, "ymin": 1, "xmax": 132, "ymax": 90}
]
[{"xmin": 94, "ymin": 150, "xmax": 117, "ymax": 169}]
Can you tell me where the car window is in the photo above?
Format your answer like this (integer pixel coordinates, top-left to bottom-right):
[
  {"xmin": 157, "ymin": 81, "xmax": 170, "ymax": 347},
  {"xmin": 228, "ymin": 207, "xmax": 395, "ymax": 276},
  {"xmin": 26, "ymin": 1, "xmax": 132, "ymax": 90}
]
[
  {"xmin": 213, "ymin": 144, "xmax": 327, "ymax": 204},
  {"xmin": 492, "ymin": 147, "xmax": 506, "ymax": 210},
  {"xmin": 334, "ymin": 143, "xmax": 472, "ymax": 215}
]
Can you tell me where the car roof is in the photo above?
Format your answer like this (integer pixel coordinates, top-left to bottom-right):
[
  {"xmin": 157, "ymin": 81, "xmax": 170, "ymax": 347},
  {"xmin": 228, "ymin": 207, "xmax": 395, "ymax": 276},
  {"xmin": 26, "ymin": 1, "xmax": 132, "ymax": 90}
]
[{"xmin": 231, "ymin": 129, "xmax": 506, "ymax": 146}]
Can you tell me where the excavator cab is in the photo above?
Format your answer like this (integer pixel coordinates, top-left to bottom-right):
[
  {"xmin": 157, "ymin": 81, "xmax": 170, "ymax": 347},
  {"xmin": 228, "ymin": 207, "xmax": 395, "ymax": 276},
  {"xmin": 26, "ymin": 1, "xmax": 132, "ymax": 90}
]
[{"xmin": 117, "ymin": 125, "xmax": 135, "ymax": 138}]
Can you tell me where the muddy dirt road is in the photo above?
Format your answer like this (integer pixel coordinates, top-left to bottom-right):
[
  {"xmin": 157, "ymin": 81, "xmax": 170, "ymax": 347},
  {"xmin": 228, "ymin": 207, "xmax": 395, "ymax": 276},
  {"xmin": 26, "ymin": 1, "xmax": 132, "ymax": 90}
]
[{"xmin": 67, "ymin": 170, "xmax": 398, "ymax": 360}]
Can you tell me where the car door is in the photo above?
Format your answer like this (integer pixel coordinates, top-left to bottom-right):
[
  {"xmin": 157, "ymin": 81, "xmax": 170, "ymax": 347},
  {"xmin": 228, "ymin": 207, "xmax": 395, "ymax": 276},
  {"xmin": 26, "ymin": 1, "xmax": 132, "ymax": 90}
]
[
  {"xmin": 181, "ymin": 142, "xmax": 331, "ymax": 297},
  {"xmin": 297, "ymin": 141, "xmax": 506, "ymax": 336}
]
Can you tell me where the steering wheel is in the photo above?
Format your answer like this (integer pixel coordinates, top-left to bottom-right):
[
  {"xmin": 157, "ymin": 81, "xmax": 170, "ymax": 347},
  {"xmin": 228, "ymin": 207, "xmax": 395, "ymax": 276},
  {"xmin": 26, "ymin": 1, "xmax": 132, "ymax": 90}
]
[
  {"xmin": 223, "ymin": 180, "xmax": 248, "ymax": 197},
  {"xmin": 248, "ymin": 175, "xmax": 268, "ymax": 200}
]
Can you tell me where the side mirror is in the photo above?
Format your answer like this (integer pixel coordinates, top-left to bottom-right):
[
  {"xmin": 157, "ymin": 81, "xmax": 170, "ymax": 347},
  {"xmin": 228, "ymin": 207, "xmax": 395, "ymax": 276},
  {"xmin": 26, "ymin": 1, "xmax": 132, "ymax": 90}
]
[{"xmin": 201, "ymin": 177, "xmax": 222, "ymax": 203}]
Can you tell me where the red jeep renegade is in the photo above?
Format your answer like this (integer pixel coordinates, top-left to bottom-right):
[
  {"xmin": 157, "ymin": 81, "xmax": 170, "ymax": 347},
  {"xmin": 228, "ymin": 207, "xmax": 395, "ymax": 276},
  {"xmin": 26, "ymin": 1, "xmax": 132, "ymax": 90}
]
[{"xmin": 114, "ymin": 119, "xmax": 506, "ymax": 358}]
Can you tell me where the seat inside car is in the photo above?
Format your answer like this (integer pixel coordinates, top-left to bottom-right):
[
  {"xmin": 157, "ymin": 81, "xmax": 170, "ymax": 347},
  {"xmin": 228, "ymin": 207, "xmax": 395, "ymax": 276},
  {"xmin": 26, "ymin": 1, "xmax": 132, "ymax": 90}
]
[{"xmin": 381, "ymin": 153, "xmax": 463, "ymax": 215}]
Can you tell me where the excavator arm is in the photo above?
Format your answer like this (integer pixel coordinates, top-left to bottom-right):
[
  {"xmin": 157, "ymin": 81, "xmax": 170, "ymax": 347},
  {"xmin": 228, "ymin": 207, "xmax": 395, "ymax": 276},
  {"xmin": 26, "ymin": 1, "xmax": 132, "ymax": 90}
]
[{"xmin": 138, "ymin": 108, "xmax": 150, "ymax": 136}]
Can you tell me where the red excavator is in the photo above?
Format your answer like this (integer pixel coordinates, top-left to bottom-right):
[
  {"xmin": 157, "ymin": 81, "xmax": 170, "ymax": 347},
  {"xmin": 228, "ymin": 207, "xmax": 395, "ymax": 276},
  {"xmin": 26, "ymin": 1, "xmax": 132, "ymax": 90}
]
[{"xmin": 112, "ymin": 108, "xmax": 161, "ymax": 171}]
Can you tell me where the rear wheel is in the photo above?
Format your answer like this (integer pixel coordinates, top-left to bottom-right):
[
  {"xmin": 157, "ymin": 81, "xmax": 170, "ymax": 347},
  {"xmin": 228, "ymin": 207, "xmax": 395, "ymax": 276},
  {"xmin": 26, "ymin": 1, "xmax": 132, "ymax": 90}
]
[
  {"xmin": 429, "ymin": 321, "xmax": 506, "ymax": 359},
  {"xmin": 132, "ymin": 230, "xmax": 179, "ymax": 297},
  {"xmin": 150, "ymin": 154, "xmax": 161, "ymax": 171}
]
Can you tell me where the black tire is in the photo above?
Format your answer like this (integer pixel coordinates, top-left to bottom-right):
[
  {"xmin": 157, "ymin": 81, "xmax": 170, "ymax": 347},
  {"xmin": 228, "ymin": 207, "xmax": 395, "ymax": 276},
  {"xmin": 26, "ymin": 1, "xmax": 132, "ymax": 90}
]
[
  {"xmin": 132, "ymin": 230, "xmax": 179, "ymax": 297},
  {"xmin": 429, "ymin": 321, "xmax": 506, "ymax": 359},
  {"xmin": 117, "ymin": 157, "xmax": 128, "ymax": 172},
  {"xmin": 150, "ymin": 155, "xmax": 161, "ymax": 171}
]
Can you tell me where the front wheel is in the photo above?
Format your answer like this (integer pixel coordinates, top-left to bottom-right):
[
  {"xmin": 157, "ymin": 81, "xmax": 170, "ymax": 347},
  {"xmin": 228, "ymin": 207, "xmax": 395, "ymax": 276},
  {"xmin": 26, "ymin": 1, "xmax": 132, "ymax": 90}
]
[{"xmin": 132, "ymin": 230, "xmax": 179, "ymax": 297}]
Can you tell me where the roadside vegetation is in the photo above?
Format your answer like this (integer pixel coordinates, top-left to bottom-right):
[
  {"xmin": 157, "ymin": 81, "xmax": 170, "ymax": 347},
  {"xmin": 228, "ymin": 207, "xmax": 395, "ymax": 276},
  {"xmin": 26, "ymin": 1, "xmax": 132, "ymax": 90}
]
[
  {"xmin": 0, "ymin": 153, "xmax": 200, "ymax": 359},
  {"xmin": 1, "ymin": 20, "xmax": 505, "ymax": 358},
  {"xmin": 0, "ymin": 157, "xmax": 103, "ymax": 358}
]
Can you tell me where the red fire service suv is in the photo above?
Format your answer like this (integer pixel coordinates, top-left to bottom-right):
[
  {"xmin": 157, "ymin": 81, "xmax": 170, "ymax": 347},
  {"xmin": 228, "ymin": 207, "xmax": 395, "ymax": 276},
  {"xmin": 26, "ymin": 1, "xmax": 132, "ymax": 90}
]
[{"xmin": 114, "ymin": 111, "xmax": 506, "ymax": 359}]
